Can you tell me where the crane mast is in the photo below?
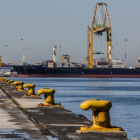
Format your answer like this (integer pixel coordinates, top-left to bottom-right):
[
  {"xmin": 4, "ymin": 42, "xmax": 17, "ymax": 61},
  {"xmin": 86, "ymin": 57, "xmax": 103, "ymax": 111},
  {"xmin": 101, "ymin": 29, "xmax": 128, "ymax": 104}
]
[
  {"xmin": 88, "ymin": 26, "xmax": 93, "ymax": 68},
  {"xmin": 88, "ymin": 3, "xmax": 113, "ymax": 68}
]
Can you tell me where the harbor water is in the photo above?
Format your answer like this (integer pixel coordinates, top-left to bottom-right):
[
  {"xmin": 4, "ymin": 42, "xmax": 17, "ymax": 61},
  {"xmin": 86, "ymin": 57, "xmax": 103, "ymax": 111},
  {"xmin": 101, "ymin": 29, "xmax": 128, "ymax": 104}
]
[{"xmin": 9, "ymin": 77, "xmax": 140, "ymax": 139}]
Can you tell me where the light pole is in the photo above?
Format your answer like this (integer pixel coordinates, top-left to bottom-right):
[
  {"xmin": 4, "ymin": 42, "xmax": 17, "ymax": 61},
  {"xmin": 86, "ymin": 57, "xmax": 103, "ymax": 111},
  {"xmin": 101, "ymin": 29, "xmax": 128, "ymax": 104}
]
[
  {"xmin": 125, "ymin": 39, "xmax": 127, "ymax": 68},
  {"xmin": 59, "ymin": 45, "xmax": 62, "ymax": 62},
  {"xmin": 74, "ymin": 48, "xmax": 75, "ymax": 62},
  {"xmin": 21, "ymin": 39, "xmax": 23, "ymax": 64},
  {"xmin": 5, "ymin": 45, "xmax": 7, "ymax": 64}
]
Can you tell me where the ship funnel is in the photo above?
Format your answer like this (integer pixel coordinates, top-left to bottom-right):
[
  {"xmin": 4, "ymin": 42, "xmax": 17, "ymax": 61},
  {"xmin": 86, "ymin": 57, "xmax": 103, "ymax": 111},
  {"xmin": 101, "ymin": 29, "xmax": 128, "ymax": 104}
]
[{"xmin": 53, "ymin": 45, "xmax": 57, "ymax": 62}]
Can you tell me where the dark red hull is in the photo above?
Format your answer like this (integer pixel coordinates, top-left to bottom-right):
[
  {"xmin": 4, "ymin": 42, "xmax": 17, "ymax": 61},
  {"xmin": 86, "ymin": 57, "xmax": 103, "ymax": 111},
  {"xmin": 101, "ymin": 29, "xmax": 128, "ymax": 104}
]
[{"xmin": 17, "ymin": 74, "xmax": 140, "ymax": 78}]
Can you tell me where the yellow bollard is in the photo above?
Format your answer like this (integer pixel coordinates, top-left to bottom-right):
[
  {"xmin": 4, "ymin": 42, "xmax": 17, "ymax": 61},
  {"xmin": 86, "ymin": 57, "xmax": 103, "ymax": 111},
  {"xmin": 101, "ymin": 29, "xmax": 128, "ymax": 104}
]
[
  {"xmin": 23, "ymin": 83, "xmax": 39, "ymax": 97},
  {"xmin": 80, "ymin": 99, "xmax": 123, "ymax": 132},
  {"xmin": 2, "ymin": 78, "xmax": 6, "ymax": 83},
  {"xmin": 0, "ymin": 77, "xmax": 4, "ymax": 82},
  {"xmin": 6, "ymin": 79, "xmax": 10, "ymax": 84},
  {"xmin": 37, "ymin": 88, "xmax": 61, "ymax": 107},
  {"xmin": 0, "ymin": 77, "xmax": 3, "ymax": 81},
  {"xmin": 11, "ymin": 80, "xmax": 15, "ymax": 86},
  {"xmin": 0, "ymin": 77, "xmax": 4, "ymax": 81},
  {"xmin": 5, "ymin": 79, "xmax": 9, "ymax": 83},
  {"xmin": 13, "ymin": 81, "xmax": 26, "ymax": 91},
  {"xmin": 7, "ymin": 80, "xmax": 14, "ymax": 85}
]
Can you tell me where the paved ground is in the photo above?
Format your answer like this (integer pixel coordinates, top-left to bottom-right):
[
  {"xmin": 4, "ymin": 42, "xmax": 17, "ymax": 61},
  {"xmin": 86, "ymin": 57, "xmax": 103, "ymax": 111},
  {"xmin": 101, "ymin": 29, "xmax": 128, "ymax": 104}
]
[
  {"xmin": 0, "ymin": 88, "xmax": 47, "ymax": 139},
  {"xmin": 0, "ymin": 81, "xmax": 129, "ymax": 140}
]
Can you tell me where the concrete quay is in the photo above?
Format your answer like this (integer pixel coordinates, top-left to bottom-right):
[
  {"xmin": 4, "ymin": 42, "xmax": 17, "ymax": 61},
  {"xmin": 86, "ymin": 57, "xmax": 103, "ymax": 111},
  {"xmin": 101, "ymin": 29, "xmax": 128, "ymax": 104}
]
[
  {"xmin": 0, "ymin": 84, "xmax": 46, "ymax": 139},
  {"xmin": 0, "ymin": 81, "xmax": 129, "ymax": 140}
]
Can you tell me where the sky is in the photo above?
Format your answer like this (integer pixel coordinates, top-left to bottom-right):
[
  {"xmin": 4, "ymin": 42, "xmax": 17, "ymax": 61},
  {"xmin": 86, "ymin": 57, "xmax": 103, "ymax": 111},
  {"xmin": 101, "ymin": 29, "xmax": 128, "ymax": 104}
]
[{"xmin": 0, "ymin": 0, "xmax": 140, "ymax": 67}]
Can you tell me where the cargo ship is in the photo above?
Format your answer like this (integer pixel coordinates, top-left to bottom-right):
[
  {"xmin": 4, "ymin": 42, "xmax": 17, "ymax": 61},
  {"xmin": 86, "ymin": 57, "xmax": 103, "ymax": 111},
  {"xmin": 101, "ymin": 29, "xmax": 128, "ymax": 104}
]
[
  {"xmin": 12, "ymin": 47, "xmax": 140, "ymax": 78},
  {"xmin": 13, "ymin": 64, "xmax": 140, "ymax": 78}
]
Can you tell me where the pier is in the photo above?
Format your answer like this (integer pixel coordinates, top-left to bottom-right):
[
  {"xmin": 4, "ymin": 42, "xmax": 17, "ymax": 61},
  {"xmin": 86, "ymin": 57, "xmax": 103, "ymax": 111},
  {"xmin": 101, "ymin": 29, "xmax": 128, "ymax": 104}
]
[{"xmin": 0, "ymin": 79, "xmax": 129, "ymax": 139}]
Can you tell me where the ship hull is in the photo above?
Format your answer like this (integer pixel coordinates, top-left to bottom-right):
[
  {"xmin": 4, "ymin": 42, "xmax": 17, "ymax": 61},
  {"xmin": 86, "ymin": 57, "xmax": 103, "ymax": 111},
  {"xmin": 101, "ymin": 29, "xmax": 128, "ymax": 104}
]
[
  {"xmin": 13, "ymin": 65, "xmax": 140, "ymax": 78},
  {"xmin": 17, "ymin": 74, "xmax": 140, "ymax": 78}
]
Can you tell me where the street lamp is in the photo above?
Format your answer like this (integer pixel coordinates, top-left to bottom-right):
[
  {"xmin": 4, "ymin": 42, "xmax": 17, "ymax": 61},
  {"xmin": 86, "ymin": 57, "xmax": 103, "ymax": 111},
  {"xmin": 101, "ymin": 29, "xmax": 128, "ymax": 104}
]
[
  {"xmin": 74, "ymin": 48, "xmax": 75, "ymax": 62},
  {"xmin": 59, "ymin": 45, "xmax": 62, "ymax": 62},
  {"xmin": 5, "ymin": 45, "xmax": 7, "ymax": 64},
  {"xmin": 125, "ymin": 39, "xmax": 127, "ymax": 68},
  {"xmin": 21, "ymin": 39, "xmax": 23, "ymax": 64}
]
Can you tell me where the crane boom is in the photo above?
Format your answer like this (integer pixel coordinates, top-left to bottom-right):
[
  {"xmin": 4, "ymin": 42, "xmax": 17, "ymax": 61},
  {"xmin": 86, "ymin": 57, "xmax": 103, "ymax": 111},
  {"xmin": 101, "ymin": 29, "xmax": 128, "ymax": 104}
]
[{"xmin": 87, "ymin": 3, "xmax": 113, "ymax": 68}]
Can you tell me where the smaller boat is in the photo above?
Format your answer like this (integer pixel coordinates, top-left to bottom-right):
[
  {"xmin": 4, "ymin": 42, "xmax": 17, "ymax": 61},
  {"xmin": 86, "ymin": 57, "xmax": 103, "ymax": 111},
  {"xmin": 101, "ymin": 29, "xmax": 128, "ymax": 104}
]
[{"xmin": 0, "ymin": 67, "xmax": 18, "ymax": 77}]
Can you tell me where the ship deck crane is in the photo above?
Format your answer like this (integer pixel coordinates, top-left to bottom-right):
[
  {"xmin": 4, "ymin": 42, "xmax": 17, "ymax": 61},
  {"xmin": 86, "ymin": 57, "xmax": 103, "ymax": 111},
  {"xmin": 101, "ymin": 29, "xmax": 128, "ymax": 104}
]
[
  {"xmin": 62, "ymin": 54, "xmax": 70, "ymax": 63},
  {"xmin": 88, "ymin": 3, "xmax": 113, "ymax": 68}
]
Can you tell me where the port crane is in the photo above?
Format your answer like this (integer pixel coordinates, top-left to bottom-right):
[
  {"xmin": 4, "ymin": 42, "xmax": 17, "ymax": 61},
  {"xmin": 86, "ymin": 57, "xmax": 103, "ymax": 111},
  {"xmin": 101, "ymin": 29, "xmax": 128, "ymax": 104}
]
[
  {"xmin": 87, "ymin": 3, "xmax": 113, "ymax": 68},
  {"xmin": 62, "ymin": 54, "xmax": 70, "ymax": 63}
]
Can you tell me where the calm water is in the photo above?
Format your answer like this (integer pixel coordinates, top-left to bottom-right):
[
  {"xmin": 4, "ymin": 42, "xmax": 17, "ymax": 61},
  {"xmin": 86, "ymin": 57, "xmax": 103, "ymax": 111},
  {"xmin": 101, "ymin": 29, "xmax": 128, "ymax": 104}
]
[{"xmin": 9, "ymin": 77, "xmax": 140, "ymax": 139}]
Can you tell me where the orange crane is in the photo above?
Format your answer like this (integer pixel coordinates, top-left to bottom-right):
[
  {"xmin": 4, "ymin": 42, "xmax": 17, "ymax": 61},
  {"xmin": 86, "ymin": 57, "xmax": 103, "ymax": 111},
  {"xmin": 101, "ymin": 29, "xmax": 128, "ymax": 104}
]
[{"xmin": 87, "ymin": 3, "xmax": 113, "ymax": 68}]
